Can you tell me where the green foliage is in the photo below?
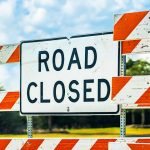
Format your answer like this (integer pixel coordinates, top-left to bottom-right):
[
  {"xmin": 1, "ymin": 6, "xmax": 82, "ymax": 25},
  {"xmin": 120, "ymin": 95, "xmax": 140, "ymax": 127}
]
[
  {"xmin": 33, "ymin": 116, "xmax": 48, "ymax": 129},
  {"xmin": 126, "ymin": 59, "xmax": 150, "ymax": 76},
  {"xmin": 0, "ymin": 112, "xmax": 26, "ymax": 134}
]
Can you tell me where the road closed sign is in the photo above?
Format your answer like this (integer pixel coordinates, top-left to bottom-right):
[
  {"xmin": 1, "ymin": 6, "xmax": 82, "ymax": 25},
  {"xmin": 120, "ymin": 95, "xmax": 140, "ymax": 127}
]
[{"xmin": 20, "ymin": 32, "xmax": 120, "ymax": 115}]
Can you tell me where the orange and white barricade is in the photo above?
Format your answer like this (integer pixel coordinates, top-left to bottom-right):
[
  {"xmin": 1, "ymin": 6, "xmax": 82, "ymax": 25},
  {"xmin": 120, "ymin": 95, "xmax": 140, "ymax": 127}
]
[
  {"xmin": 0, "ymin": 138, "xmax": 115, "ymax": 150},
  {"xmin": 109, "ymin": 138, "xmax": 150, "ymax": 150},
  {"xmin": 0, "ymin": 138, "xmax": 149, "ymax": 150},
  {"xmin": 113, "ymin": 10, "xmax": 150, "ymax": 109},
  {"xmin": 114, "ymin": 11, "xmax": 150, "ymax": 41},
  {"xmin": 0, "ymin": 43, "xmax": 20, "ymax": 111},
  {"xmin": 0, "ymin": 44, "xmax": 20, "ymax": 64},
  {"xmin": 0, "ymin": 91, "xmax": 19, "ymax": 111},
  {"xmin": 111, "ymin": 76, "xmax": 150, "ymax": 108},
  {"xmin": 121, "ymin": 39, "xmax": 150, "ymax": 54},
  {"xmin": 109, "ymin": 142, "xmax": 150, "ymax": 150}
]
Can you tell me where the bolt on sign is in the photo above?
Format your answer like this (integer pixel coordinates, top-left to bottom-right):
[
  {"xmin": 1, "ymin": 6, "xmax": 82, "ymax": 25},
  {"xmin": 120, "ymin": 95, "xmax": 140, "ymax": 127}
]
[{"xmin": 20, "ymin": 32, "xmax": 120, "ymax": 115}]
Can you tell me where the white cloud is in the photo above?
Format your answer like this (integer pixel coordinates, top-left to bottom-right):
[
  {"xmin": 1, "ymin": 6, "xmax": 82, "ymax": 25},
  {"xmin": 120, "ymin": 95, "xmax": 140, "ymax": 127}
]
[
  {"xmin": 1, "ymin": 0, "xmax": 150, "ymax": 43},
  {"xmin": 23, "ymin": 0, "xmax": 55, "ymax": 12},
  {"xmin": 112, "ymin": 0, "xmax": 149, "ymax": 12},
  {"xmin": 23, "ymin": 6, "xmax": 47, "ymax": 26},
  {"xmin": 62, "ymin": 0, "xmax": 107, "ymax": 15},
  {"xmin": 132, "ymin": 0, "xmax": 148, "ymax": 10},
  {"xmin": 0, "ymin": 65, "xmax": 9, "ymax": 84},
  {"xmin": 0, "ymin": 0, "xmax": 16, "ymax": 43},
  {"xmin": 23, "ymin": 0, "xmax": 55, "ymax": 8},
  {"xmin": 0, "ymin": 0, "xmax": 149, "ymax": 42},
  {"xmin": 0, "ymin": 0, "xmax": 16, "ymax": 20},
  {"xmin": 0, "ymin": 0, "xmax": 150, "ymax": 90},
  {"xmin": 0, "ymin": 32, "xmax": 8, "ymax": 43},
  {"xmin": 22, "ymin": 0, "xmax": 50, "ymax": 35},
  {"xmin": 85, "ymin": 0, "xmax": 107, "ymax": 12},
  {"xmin": 0, "ymin": 64, "xmax": 19, "ymax": 91},
  {"xmin": 22, "ymin": 7, "xmax": 47, "ymax": 35},
  {"xmin": 24, "ymin": 25, "xmax": 34, "ymax": 34},
  {"xmin": 113, "ymin": 0, "xmax": 129, "ymax": 11},
  {"xmin": 35, "ymin": 0, "xmax": 55, "ymax": 6},
  {"xmin": 31, "ymin": 8, "xmax": 47, "ymax": 25},
  {"xmin": 60, "ymin": 0, "xmax": 109, "ymax": 36},
  {"xmin": 62, "ymin": 0, "xmax": 77, "ymax": 15},
  {"xmin": 127, "ymin": 54, "xmax": 150, "ymax": 63}
]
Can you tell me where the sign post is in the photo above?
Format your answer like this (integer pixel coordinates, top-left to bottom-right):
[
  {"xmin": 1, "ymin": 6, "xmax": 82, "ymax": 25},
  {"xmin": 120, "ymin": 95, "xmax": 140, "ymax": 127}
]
[
  {"xmin": 26, "ymin": 116, "xmax": 33, "ymax": 138},
  {"xmin": 120, "ymin": 54, "xmax": 126, "ymax": 137}
]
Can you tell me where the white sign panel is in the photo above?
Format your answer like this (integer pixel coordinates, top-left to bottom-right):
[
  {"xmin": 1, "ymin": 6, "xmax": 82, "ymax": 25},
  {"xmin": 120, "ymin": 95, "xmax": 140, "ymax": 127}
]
[{"xmin": 20, "ymin": 32, "xmax": 120, "ymax": 115}]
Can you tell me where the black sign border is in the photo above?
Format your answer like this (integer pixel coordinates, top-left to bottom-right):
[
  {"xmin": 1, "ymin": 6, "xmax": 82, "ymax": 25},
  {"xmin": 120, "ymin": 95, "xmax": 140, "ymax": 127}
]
[{"xmin": 20, "ymin": 32, "xmax": 120, "ymax": 115}]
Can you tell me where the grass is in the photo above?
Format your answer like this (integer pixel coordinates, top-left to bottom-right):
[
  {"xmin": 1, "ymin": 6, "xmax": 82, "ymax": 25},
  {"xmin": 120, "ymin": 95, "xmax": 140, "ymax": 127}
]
[{"xmin": 0, "ymin": 127, "xmax": 149, "ymax": 138}]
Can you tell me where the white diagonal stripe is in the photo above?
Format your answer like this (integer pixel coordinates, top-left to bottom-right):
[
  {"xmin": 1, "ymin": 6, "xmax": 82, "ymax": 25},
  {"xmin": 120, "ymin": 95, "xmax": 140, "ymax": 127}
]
[
  {"xmin": 72, "ymin": 139, "xmax": 96, "ymax": 150},
  {"xmin": 0, "ymin": 44, "xmax": 18, "ymax": 63},
  {"xmin": 114, "ymin": 14, "xmax": 123, "ymax": 24},
  {"xmin": 113, "ymin": 76, "xmax": 150, "ymax": 104},
  {"xmin": 132, "ymin": 39, "xmax": 150, "ymax": 54},
  {"xmin": 127, "ymin": 11, "xmax": 150, "ymax": 40},
  {"xmin": 38, "ymin": 139, "xmax": 61, "ymax": 150},
  {"xmin": 5, "ymin": 139, "xmax": 26, "ymax": 150},
  {"xmin": 11, "ymin": 99, "xmax": 20, "ymax": 111},
  {"xmin": 109, "ymin": 142, "xmax": 131, "ymax": 150}
]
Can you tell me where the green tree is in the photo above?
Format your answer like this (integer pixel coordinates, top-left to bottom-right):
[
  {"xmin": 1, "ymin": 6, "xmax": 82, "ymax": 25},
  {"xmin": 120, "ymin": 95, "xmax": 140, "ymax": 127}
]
[{"xmin": 126, "ymin": 59, "xmax": 150, "ymax": 75}]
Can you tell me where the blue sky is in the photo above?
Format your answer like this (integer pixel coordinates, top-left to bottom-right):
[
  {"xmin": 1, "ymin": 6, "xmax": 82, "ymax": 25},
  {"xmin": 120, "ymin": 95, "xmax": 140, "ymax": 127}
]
[
  {"xmin": 0, "ymin": 0, "xmax": 150, "ymax": 43},
  {"xmin": 0, "ymin": 0, "xmax": 150, "ymax": 90}
]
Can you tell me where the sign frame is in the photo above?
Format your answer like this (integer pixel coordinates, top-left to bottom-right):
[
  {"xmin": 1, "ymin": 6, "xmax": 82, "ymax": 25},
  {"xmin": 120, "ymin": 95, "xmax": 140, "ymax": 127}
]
[{"xmin": 20, "ymin": 32, "xmax": 120, "ymax": 115}]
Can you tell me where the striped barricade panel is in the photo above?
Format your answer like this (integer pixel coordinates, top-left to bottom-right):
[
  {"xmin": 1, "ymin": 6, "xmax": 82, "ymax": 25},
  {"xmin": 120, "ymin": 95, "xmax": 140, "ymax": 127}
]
[
  {"xmin": 0, "ymin": 139, "xmax": 115, "ymax": 150},
  {"xmin": 0, "ymin": 44, "xmax": 20, "ymax": 64},
  {"xmin": 0, "ymin": 91, "xmax": 19, "ymax": 111},
  {"xmin": 121, "ymin": 39, "xmax": 150, "ymax": 54},
  {"xmin": 109, "ymin": 142, "xmax": 150, "ymax": 150},
  {"xmin": 114, "ymin": 11, "xmax": 150, "ymax": 41},
  {"xmin": 111, "ymin": 76, "xmax": 150, "ymax": 107},
  {"xmin": 0, "ymin": 138, "xmax": 149, "ymax": 150}
]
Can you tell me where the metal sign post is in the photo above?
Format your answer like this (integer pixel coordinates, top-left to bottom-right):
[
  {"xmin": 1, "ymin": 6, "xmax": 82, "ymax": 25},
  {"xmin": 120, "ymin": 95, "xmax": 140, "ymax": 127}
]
[
  {"xmin": 120, "ymin": 54, "xmax": 126, "ymax": 137},
  {"xmin": 120, "ymin": 106, "xmax": 126, "ymax": 137},
  {"xmin": 26, "ymin": 116, "xmax": 33, "ymax": 138}
]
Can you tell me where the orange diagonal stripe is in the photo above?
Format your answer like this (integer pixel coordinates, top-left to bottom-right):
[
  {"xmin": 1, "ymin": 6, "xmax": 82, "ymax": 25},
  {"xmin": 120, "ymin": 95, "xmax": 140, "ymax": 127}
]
[
  {"xmin": 0, "ymin": 139, "xmax": 11, "ymax": 150},
  {"xmin": 114, "ymin": 11, "xmax": 149, "ymax": 41},
  {"xmin": 0, "ymin": 92, "xmax": 19, "ymax": 109},
  {"xmin": 21, "ymin": 139, "xmax": 44, "ymax": 150},
  {"xmin": 122, "ymin": 40, "xmax": 141, "ymax": 54},
  {"xmin": 128, "ymin": 143, "xmax": 150, "ymax": 150},
  {"xmin": 54, "ymin": 139, "xmax": 79, "ymax": 150},
  {"xmin": 136, "ymin": 139, "xmax": 150, "ymax": 143},
  {"xmin": 91, "ymin": 139, "xmax": 116, "ymax": 150},
  {"xmin": 7, "ymin": 45, "xmax": 20, "ymax": 63},
  {"xmin": 112, "ymin": 77, "xmax": 132, "ymax": 100},
  {"xmin": 138, "ymin": 104, "xmax": 150, "ymax": 107},
  {"xmin": 135, "ymin": 87, "xmax": 150, "ymax": 105}
]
